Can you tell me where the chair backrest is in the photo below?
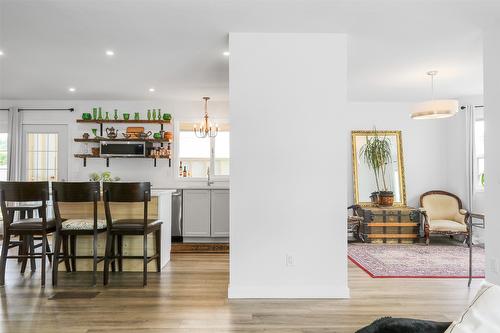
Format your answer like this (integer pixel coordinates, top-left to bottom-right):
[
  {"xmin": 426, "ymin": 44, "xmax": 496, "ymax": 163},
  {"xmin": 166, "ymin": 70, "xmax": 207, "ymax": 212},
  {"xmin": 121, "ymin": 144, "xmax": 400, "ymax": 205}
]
[
  {"xmin": 52, "ymin": 182, "xmax": 100, "ymax": 202},
  {"xmin": 102, "ymin": 182, "xmax": 151, "ymax": 202},
  {"xmin": 420, "ymin": 190, "xmax": 463, "ymax": 222},
  {"xmin": 102, "ymin": 182, "xmax": 151, "ymax": 227},
  {"xmin": 0, "ymin": 181, "xmax": 49, "ymax": 202}
]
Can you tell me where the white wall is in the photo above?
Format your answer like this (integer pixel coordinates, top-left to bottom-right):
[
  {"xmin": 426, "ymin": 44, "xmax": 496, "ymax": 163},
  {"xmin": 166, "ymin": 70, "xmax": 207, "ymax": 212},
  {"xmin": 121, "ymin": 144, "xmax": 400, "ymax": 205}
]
[
  {"xmin": 484, "ymin": 26, "xmax": 500, "ymax": 285},
  {"xmin": 347, "ymin": 102, "xmax": 449, "ymax": 208},
  {"xmin": 0, "ymin": 99, "xmax": 229, "ymax": 188},
  {"xmin": 229, "ymin": 33, "xmax": 349, "ymax": 298}
]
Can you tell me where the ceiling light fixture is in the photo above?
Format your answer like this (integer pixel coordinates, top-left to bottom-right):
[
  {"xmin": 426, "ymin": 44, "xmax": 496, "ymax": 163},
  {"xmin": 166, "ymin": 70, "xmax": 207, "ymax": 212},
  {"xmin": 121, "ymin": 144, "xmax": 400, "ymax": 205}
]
[
  {"xmin": 0, "ymin": 50, "xmax": 4, "ymax": 56},
  {"xmin": 68, "ymin": 87, "xmax": 76, "ymax": 92},
  {"xmin": 223, "ymin": 51, "xmax": 230, "ymax": 56},
  {"xmin": 105, "ymin": 50, "xmax": 115, "ymax": 56},
  {"xmin": 410, "ymin": 71, "xmax": 458, "ymax": 120},
  {"xmin": 149, "ymin": 88, "xmax": 155, "ymax": 92},
  {"xmin": 194, "ymin": 97, "xmax": 218, "ymax": 138}
]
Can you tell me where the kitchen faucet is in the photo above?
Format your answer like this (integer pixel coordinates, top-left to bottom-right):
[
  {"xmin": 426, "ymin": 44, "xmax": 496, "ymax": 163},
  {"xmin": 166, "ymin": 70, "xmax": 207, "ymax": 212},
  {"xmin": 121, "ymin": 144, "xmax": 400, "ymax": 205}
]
[{"xmin": 207, "ymin": 166, "xmax": 214, "ymax": 187}]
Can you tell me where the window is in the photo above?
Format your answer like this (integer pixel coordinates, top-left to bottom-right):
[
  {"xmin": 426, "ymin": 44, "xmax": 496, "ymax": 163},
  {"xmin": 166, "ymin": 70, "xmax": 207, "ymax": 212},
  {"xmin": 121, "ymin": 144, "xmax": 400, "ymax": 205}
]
[
  {"xmin": 0, "ymin": 133, "xmax": 7, "ymax": 181},
  {"xmin": 178, "ymin": 123, "xmax": 229, "ymax": 178},
  {"xmin": 27, "ymin": 133, "xmax": 58, "ymax": 181},
  {"xmin": 474, "ymin": 111, "xmax": 484, "ymax": 191}
]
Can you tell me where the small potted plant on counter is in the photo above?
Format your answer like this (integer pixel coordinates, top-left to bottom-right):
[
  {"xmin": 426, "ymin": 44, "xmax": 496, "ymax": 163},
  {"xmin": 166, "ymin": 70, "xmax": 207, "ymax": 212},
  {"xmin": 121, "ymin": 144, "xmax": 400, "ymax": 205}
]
[
  {"xmin": 89, "ymin": 171, "xmax": 121, "ymax": 185},
  {"xmin": 359, "ymin": 130, "xmax": 394, "ymax": 206}
]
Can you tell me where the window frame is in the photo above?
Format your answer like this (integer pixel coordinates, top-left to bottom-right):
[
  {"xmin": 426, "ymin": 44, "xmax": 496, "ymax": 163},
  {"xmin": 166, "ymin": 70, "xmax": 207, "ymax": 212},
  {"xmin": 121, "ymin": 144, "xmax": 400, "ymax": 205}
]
[
  {"xmin": 174, "ymin": 120, "xmax": 229, "ymax": 181},
  {"xmin": 473, "ymin": 112, "xmax": 484, "ymax": 192}
]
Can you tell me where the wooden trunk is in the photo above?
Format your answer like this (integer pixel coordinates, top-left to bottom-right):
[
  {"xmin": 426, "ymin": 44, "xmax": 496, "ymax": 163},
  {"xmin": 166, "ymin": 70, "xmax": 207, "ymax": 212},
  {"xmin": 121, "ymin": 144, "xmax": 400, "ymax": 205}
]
[{"xmin": 356, "ymin": 206, "xmax": 422, "ymax": 244}]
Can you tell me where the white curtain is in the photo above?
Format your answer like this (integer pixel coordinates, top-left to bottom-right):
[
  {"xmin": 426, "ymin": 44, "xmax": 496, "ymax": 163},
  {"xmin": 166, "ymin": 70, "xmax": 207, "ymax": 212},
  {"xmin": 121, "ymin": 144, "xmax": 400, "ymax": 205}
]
[
  {"xmin": 464, "ymin": 105, "xmax": 475, "ymax": 211},
  {"xmin": 7, "ymin": 107, "xmax": 22, "ymax": 181}
]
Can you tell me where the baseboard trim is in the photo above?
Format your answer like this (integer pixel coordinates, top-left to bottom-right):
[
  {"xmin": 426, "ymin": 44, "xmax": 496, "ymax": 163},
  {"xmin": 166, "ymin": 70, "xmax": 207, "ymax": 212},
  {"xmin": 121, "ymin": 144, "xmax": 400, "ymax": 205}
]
[{"xmin": 228, "ymin": 284, "xmax": 350, "ymax": 299}]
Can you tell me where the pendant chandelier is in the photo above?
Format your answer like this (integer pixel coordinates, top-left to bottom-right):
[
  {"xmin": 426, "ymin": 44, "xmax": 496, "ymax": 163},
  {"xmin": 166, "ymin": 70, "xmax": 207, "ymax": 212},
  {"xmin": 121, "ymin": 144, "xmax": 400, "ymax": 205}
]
[
  {"xmin": 410, "ymin": 71, "xmax": 458, "ymax": 120},
  {"xmin": 194, "ymin": 97, "xmax": 218, "ymax": 138}
]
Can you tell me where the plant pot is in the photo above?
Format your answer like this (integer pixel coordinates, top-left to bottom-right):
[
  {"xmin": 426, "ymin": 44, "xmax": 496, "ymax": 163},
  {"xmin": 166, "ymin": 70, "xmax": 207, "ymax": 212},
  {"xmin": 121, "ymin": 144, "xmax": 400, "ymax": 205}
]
[
  {"xmin": 370, "ymin": 192, "xmax": 380, "ymax": 205},
  {"xmin": 378, "ymin": 191, "xmax": 394, "ymax": 206}
]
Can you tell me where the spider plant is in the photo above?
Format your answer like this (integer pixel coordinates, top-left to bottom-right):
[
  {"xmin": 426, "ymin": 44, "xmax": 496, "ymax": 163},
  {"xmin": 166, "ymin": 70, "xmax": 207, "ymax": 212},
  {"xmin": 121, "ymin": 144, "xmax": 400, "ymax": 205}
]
[{"xmin": 359, "ymin": 131, "xmax": 393, "ymax": 193}]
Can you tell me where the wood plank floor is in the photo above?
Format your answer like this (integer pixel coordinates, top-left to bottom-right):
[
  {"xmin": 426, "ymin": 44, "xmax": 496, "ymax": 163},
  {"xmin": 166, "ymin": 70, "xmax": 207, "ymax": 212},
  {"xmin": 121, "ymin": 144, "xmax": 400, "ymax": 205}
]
[{"xmin": 0, "ymin": 252, "xmax": 481, "ymax": 333}]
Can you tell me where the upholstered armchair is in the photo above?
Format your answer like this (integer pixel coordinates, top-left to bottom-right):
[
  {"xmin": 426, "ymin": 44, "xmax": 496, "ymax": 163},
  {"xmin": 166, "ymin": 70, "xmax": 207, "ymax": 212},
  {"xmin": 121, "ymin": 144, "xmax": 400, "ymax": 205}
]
[{"xmin": 419, "ymin": 190, "xmax": 469, "ymax": 245}]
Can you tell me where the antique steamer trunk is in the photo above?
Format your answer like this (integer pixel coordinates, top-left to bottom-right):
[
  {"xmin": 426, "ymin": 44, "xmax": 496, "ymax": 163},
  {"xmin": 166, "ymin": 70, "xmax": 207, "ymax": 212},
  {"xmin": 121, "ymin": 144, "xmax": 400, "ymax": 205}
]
[{"xmin": 356, "ymin": 206, "xmax": 422, "ymax": 243}]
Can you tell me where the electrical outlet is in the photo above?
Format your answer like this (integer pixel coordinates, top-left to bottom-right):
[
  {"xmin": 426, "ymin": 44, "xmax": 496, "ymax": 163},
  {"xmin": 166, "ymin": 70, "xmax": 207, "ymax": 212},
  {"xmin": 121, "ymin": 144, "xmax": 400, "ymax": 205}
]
[{"xmin": 285, "ymin": 254, "xmax": 294, "ymax": 267}]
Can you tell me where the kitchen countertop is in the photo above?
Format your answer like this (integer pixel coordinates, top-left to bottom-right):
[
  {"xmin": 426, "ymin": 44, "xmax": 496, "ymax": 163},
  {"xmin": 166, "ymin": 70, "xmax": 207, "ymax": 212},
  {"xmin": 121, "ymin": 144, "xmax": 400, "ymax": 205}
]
[{"xmin": 153, "ymin": 186, "xmax": 230, "ymax": 191}]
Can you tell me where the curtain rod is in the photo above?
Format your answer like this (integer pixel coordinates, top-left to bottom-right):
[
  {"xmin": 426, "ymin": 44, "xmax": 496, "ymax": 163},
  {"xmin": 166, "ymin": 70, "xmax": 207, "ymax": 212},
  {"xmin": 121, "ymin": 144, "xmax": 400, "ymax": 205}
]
[
  {"xmin": 460, "ymin": 105, "xmax": 484, "ymax": 110},
  {"xmin": 18, "ymin": 107, "xmax": 74, "ymax": 112},
  {"xmin": 0, "ymin": 108, "xmax": 9, "ymax": 111}
]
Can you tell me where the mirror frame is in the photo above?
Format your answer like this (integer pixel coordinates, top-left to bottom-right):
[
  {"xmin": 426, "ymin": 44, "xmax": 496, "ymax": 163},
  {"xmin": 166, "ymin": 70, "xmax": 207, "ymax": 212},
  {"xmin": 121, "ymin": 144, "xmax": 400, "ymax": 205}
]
[{"xmin": 351, "ymin": 130, "xmax": 407, "ymax": 207}]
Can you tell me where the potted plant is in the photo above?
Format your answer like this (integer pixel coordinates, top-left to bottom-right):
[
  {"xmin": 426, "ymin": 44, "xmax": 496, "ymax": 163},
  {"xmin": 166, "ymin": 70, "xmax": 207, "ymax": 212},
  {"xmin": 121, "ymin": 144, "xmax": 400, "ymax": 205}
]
[{"xmin": 359, "ymin": 131, "xmax": 394, "ymax": 206}]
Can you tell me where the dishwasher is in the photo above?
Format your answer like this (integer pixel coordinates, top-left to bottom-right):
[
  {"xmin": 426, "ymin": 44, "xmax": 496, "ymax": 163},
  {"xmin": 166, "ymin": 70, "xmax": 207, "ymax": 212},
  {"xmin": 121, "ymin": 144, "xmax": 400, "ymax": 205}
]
[{"xmin": 171, "ymin": 189, "xmax": 183, "ymax": 242}]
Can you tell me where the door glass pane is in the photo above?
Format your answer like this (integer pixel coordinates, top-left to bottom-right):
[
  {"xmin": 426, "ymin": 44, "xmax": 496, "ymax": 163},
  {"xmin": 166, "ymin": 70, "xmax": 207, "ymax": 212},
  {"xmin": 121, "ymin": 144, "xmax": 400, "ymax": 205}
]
[{"xmin": 27, "ymin": 133, "xmax": 59, "ymax": 181}]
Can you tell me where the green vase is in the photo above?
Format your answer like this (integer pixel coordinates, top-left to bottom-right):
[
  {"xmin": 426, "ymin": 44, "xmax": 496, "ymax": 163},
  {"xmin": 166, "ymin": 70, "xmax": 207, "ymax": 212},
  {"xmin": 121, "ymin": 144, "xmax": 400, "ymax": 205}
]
[
  {"xmin": 152, "ymin": 109, "xmax": 156, "ymax": 120},
  {"xmin": 105, "ymin": 112, "xmax": 110, "ymax": 120},
  {"xmin": 98, "ymin": 107, "xmax": 103, "ymax": 120},
  {"xmin": 134, "ymin": 112, "xmax": 140, "ymax": 120},
  {"xmin": 92, "ymin": 108, "xmax": 97, "ymax": 120},
  {"xmin": 114, "ymin": 109, "xmax": 118, "ymax": 120},
  {"xmin": 147, "ymin": 109, "xmax": 151, "ymax": 120},
  {"xmin": 158, "ymin": 109, "xmax": 161, "ymax": 120}
]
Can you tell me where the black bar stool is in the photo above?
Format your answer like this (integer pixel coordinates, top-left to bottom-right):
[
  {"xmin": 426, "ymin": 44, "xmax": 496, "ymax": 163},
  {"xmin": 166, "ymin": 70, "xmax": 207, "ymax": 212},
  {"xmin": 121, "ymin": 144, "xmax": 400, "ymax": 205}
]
[
  {"xmin": 0, "ymin": 181, "xmax": 55, "ymax": 287},
  {"xmin": 52, "ymin": 181, "xmax": 107, "ymax": 286},
  {"xmin": 103, "ymin": 182, "xmax": 162, "ymax": 286}
]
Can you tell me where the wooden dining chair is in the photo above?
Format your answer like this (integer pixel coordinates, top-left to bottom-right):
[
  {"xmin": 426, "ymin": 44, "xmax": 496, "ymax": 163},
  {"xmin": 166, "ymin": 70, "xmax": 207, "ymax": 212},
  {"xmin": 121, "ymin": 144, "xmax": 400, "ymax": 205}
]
[
  {"xmin": 52, "ymin": 181, "xmax": 107, "ymax": 286},
  {"xmin": 0, "ymin": 181, "xmax": 55, "ymax": 287},
  {"xmin": 102, "ymin": 182, "xmax": 162, "ymax": 286}
]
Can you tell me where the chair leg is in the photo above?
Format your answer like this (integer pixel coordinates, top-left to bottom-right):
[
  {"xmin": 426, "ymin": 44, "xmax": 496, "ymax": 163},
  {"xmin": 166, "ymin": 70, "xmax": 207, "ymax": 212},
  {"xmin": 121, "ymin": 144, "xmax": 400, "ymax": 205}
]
[
  {"xmin": 69, "ymin": 235, "xmax": 77, "ymax": 272},
  {"xmin": 18, "ymin": 235, "xmax": 24, "ymax": 263},
  {"xmin": 143, "ymin": 233, "xmax": 148, "ymax": 287},
  {"xmin": 111, "ymin": 235, "xmax": 116, "ymax": 272},
  {"xmin": 155, "ymin": 228, "xmax": 161, "ymax": 273},
  {"xmin": 52, "ymin": 233, "xmax": 61, "ymax": 287},
  {"xmin": 117, "ymin": 235, "xmax": 123, "ymax": 272},
  {"xmin": 46, "ymin": 240, "xmax": 52, "ymax": 264},
  {"xmin": 41, "ymin": 234, "xmax": 47, "ymax": 288},
  {"xmin": 103, "ymin": 232, "xmax": 112, "ymax": 286},
  {"xmin": 20, "ymin": 236, "xmax": 29, "ymax": 274},
  {"xmin": 29, "ymin": 236, "xmax": 36, "ymax": 272},
  {"xmin": 62, "ymin": 235, "xmax": 71, "ymax": 272},
  {"xmin": 0, "ymin": 233, "xmax": 11, "ymax": 286},
  {"xmin": 92, "ymin": 232, "xmax": 98, "ymax": 287}
]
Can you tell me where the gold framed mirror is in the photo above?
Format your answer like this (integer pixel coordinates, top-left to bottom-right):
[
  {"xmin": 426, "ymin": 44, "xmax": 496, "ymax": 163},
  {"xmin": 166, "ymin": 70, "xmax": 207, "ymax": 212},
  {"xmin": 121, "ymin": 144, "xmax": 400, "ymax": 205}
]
[{"xmin": 351, "ymin": 130, "xmax": 406, "ymax": 207}]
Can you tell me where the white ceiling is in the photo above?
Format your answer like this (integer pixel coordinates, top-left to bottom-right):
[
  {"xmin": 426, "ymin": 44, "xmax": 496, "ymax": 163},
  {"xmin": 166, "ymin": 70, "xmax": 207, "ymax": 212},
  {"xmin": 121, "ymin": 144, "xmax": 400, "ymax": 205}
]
[{"xmin": 0, "ymin": 0, "xmax": 497, "ymax": 102}]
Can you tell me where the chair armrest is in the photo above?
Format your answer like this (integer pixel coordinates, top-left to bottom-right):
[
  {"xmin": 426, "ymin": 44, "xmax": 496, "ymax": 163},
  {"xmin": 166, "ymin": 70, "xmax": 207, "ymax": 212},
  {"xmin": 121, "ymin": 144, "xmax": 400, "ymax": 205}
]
[{"xmin": 459, "ymin": 209, "xmax": 468, "ymax": 215}]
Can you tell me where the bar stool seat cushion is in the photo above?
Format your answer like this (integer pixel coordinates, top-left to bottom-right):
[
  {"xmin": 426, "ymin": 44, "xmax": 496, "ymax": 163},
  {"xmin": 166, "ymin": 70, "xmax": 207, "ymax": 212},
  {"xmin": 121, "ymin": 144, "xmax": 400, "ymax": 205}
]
[
  {"xmin": 111, "ymin": 219, "xmax": 162, "ymax": 231},
  {"xmin": 9, "ymin": 218, "xmax": 56, "ymax": 231},
  {"xmin": 61, "ymin": 219, "xmax": 107, "ymax": 230}
]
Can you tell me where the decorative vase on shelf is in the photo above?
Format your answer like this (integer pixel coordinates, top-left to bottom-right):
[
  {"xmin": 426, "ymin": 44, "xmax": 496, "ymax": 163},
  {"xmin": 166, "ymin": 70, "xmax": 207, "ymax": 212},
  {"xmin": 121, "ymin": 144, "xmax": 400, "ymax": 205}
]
[
  {"xmin": 158, "ymin": 109, "xmax": 161, "ymax": 120},
  {"xmin": 147, "ymin": 109, "xmax": 151, "ymax": 120},
  {"xmin": 92, "ymin": 108, "xmax": 98, "ymax": 120},
  {"xmin": 152, "ymin": 109, "xmax": 157, "ymax": 120},
  {"xmin": 134, "ymin": 112, "xmax": 140, "ymax": 120},
  {"xmin": 114, "ymin": 109, "xmax": 118, "ymax": 120},
  {"xmin": 105, "ymin": 112, "xmax": 110, "ymax": 120},
  {"xmin": 98, "ymin": 107, "xmax": 103, "ymax": 120}
]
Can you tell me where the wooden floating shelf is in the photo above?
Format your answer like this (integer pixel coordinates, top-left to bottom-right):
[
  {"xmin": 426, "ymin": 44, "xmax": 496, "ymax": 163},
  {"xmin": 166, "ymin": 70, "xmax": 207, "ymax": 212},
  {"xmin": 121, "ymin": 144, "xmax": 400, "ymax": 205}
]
[
  {"xmin": 74, "ymin": 138, "xmax": 172, "ymax": 143},
  {"xmin": 77, "ymin": 119, "xmax": 171, "ymax": 124}
]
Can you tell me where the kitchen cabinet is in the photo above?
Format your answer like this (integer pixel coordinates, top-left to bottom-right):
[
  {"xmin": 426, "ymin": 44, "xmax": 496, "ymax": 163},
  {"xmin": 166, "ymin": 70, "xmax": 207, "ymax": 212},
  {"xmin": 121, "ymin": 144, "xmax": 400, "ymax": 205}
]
[
  {"xmin": 182, "ymin": 190, "xmax": 211, "ymax": 237},
  {"xmin": 182, "ymin": 189, "xmax": 230, "ymax": 240},
  {"xmin": 210, "ymin": 190, "xmax": 230, "ymax": 237}
]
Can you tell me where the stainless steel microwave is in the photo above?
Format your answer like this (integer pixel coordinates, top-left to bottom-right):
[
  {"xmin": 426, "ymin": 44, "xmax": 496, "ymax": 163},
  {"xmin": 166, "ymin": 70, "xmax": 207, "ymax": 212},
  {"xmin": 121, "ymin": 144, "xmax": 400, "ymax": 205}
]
[{"xmin": 100, "ymin": 141, "xmax": 150, "ymax": 157}]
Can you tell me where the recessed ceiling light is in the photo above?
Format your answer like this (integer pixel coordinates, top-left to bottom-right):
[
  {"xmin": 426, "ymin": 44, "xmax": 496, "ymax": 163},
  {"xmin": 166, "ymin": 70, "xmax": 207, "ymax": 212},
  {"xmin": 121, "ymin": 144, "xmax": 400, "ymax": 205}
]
[
  {"xmin": 0, "ymin": 50, "xmax": 4, "ymax": 56},
  {"xmin": 223, "ymin": 51, "xmax": 230, "ymax": 56},
  {"xmin": 105, "ymin": 50, "xmax": 115, "ymax": 56},
  {"xmin": 68, "ymin": 87, "xmax": 76, "ymax": 92},
  {"xmin": 149, "ymin": 88, "xmax": 155, "ymax": 92}
]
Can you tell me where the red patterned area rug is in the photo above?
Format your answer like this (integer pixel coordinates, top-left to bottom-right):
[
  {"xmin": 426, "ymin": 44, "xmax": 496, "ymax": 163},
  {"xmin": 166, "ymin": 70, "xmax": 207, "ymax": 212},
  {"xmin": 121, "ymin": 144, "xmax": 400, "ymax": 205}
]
[{"xmin": 348, "ymin": 243, "xmax": 485, "ymax": 278}]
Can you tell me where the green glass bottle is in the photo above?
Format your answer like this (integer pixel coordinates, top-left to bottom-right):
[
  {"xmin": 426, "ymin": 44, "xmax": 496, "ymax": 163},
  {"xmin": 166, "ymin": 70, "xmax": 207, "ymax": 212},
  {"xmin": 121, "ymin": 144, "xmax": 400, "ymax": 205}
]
[
  {"xmin": 158, "ymin": 108, "xmax": 161, "ymax": 120},
  {"xmin": 92, "ymin": 108, "xmax": 98, "ymax": 120},
  {"xmin": 147, "ymin": 109, "xmax": 151, "ymax": 120},
  {"xmin": 105, "ymin": 112, "xmax": 110, "ymax": 120},
  {"xmin": 98, "ymin": 107, "xmax": 103, "ymax": 120},
  {"xmin": 152, "ymin": 109, "xmax": 156, "ymax": 120},
  {"xmin": 114, "ymin": 109, "xmax": 118, "ymax": 120}
]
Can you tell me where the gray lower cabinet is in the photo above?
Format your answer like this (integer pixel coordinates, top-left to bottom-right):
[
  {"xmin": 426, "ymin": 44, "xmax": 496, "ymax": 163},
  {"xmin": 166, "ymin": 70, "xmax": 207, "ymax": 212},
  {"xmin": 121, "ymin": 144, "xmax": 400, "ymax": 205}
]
[
  {"xmin": 182, "ymin": 189, "xmax": 229, "ymax": 239},
  {"xmin": 182, "ymin": 190, "xmax": 211, "ymax": 237},
  {"xmin": 210, "ymin": 190, "xmax": 230, "ymax": 237}
]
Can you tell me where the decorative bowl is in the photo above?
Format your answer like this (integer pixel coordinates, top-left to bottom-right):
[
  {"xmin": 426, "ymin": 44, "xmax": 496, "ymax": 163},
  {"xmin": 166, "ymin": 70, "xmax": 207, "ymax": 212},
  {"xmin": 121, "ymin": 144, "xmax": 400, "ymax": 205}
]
[
  {"xmin": 162, "ymin": 113, "xmax": 172, "ymax": 121},
  {"xmin": 123, "ymin": 113, "xmax": 130, "ymax": 120},
  {"xmin": 82, "ymin": 113, "xmax": 92, "ymax": 120}
]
